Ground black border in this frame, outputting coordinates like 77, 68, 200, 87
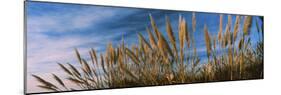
24, 1, 264, 95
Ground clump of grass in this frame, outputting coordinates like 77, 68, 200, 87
32, 13, 263, 92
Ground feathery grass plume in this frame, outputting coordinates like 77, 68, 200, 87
178, 16, 186, 63
238, 37, 244, 50
89, 50, 101, 82
149, 14, 161, 39
146, 27, 157, 49
185, 21, 191, 48
218, 14, 223, 42
100, 53, 108, 77
204, 24, 211, 60
243, 16, 252, 36
138, 33, 152, 50
75, 48, 82, 64
90, 48, 98, 66
157, 29, 174, 61
192, 12, 196, 32
156, 35, 165, 58
226, 15, 233, 46
140, 42, 148, 55
107, 43, 115, 64
117, 48, 124, 65
228, 15, 232, 28
179, 16, 184, 49
165, 16, 175, 43
233, 16, 241, 41
67, 63, 81, 77
225, 23, 231, 46
120, 63, 138, 80
131, 45, 138, 58
58, 63, 72, 76
90, 66, 99, 80
82, 59, 92, 76
89, 51, 96, 68
67, 77, 84, 84
213, 36, 217, 50
223, 20, 231, 48
32, 75, 59, 90
165, 16, 177, 53
52, 74, 67, 90
125, 48, 140, 65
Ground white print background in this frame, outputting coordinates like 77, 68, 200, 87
0, 0, 280, 95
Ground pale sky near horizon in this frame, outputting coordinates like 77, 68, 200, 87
26, 1, 263, 93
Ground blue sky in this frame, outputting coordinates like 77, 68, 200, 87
26, 1, 263, 93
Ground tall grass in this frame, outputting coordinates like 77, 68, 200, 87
32, 13, 263, 92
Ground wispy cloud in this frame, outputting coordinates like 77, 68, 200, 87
27, 7, 117, 33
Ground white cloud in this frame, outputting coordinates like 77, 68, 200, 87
26, 6, 123, 68
27, 7, 116, 33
